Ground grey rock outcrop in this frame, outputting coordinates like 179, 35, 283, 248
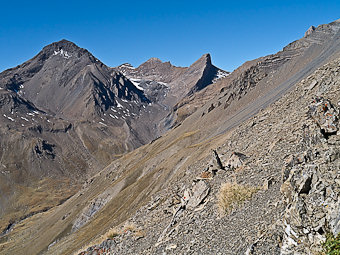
225, 152, 247, 169
185, 181, 210, 210
279, 64, 340, 255
304, 25, 316, 37
308, 97, 339, 136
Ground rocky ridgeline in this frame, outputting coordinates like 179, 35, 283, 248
78, 57, 340, 254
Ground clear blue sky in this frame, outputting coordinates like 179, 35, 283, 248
1, 0, 340, 72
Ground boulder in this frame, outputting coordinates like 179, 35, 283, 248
225, 152, 247, 169
185, 181, 210, 210
309, 97, 339, 138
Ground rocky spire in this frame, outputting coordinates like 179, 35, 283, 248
304, 25, 316, 37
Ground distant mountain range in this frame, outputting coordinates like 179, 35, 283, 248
0, 39, 228, 233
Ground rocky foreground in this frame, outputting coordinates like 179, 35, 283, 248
78, 56, 340, 255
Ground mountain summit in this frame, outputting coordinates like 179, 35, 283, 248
0, 40, 150, 120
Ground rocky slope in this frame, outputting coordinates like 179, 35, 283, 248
172, 18, 340, 129
0, 19, 339, 255
76, 48, 340, 255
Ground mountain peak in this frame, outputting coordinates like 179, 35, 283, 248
200, 53, 212, 65
40, 39, 93, 60
201, 53, 211, 59
146, 57, 162, 63
190, 53, 213, 69
118, 63, 134, 69
43, 39, 80, 52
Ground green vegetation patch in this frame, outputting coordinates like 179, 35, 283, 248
322, 233, 340, 255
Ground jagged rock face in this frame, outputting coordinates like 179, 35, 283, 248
0, 89, 37, 113
116, 53, 229, 132
308, 97, 339, 136
304, 25, 316, 37
116, 53, 228, 104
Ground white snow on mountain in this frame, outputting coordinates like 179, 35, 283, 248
212, 70, 229, 83
120, 63, 135, 69
129, 78, 144, 91
53, 49, 72, 59
116, 101, 123, 108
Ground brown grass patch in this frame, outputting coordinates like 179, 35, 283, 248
106, 227, 121, 239
200, 171, 213, 179
218, 182, 259, 214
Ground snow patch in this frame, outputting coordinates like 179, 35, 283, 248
116, 101, 123, 108
6, 116, 14, 121
213, 70, 229, 83
21, 117, 29, 122
53, 49, 72, 59
120, 64, 135, 69
99, 122, 107, 126
129, 78, 144, 91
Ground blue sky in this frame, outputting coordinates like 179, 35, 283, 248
0, 0, 340, 72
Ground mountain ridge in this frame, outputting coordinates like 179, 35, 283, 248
0, 39, 228, 236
